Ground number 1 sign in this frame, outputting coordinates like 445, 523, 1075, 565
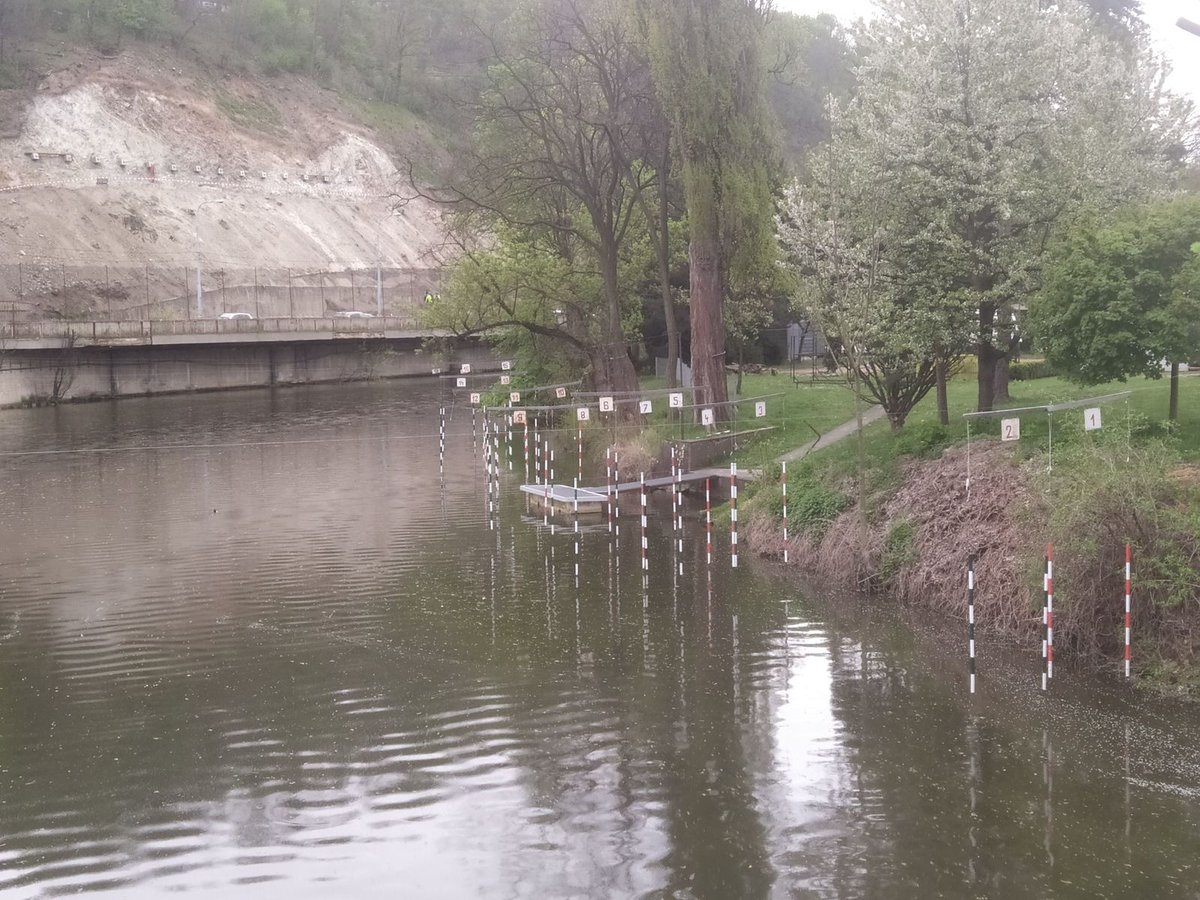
1084, 408, 1102, 431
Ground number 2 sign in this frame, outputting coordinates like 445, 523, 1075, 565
1001, 417, 1020, 442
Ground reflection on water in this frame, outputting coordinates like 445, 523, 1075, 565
2, 382, 1200, 897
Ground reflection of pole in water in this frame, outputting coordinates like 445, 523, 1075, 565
730, 462, 739, 568
573, 477, 580, 589
732, 613, 741, 705
705, 478, 713, 568
1043, 728, 1054, 869
490, 535, 497, 646
1124, 720, 1131, 849
967, 715, 980, 885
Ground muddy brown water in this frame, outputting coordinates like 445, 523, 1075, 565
2, 382, 1200, 898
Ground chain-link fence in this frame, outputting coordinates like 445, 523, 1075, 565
0, 264, 444, 322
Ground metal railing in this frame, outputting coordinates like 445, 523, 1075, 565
0, 316, 437, 342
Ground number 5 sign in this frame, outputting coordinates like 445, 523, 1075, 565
1001, 417, 1020, 442
668, 392, 683, 409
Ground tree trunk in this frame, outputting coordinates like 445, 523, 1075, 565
658, 141, 679, 390
993, 353, 1011, 404
598, 236, 640, 410
935, 358, 949, 426
689, 235, 728, 418
977, 303, 998, 412
1170, 361, 1180, 421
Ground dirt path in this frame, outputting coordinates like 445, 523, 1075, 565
776, 404, 888, 463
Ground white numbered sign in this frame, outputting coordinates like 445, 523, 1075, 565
1084, 407, 1102, 431
512, 410, 527, 425
509, 392, 521, 404
755, 401, 766, 418
460, 363, 472, 374
1001, 417, 1020, 442
577, 407, 590, 422
669, 392, 683, 409
500, 374, 511, 385
701, 408, 715, 426
469, 392, 481, 405
431, 367, 442, 375
501, 360, 512, 371
639, 400, 653, 415
599, 396, 614, 413
555, 387, 567, 399
456, 377, 467, 388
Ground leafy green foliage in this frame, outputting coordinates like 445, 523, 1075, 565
1032, 197, 1200, 387
879, 520, 917, 584
1009, 360, 1059, 381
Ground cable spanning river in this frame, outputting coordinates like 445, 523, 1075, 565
2, 381, 1200, 898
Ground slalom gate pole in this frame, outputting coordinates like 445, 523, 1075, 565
640, 472, 648, 574
1042, 553, 1048, 692
730, 462, 739, 568
577, 425, 583, 484
472, 407, 477, 452
968, 558, 976, 694
675, 448, 683, 576
573, 477, 580, 586
782, 461, 789, 564
1047, 544, 1055, 681
523, 420, 530, 482
535, 423, 542, 484
506, 408, 512, 472
438, 406, 445, 481
1125, 543, 1132, 679
606, 447, 614, 533
705, 477, 712, 568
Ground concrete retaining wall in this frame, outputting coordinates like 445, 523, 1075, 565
0, 338, 496, 407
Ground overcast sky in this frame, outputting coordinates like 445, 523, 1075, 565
775, 0, 1200, 105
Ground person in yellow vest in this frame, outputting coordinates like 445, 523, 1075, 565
424, 291, 435, 304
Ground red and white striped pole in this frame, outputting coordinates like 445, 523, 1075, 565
1042, 552, 1048, 691
577, 424, 583, 484
523, 419, 530, 481
782, 461, 789, 564
730, 462, 739, 568
1047, 544, 1055, 682
705, 477, 713, 567
1124, 543, 1132, 679
640, 472, 648, 573
573, 476, 580, 585
675, 447, 683, 575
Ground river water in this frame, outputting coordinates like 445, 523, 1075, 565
2, 382, 1200, 898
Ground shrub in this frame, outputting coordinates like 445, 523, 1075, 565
894, 423, 951, 459
880, 520, 917, 584
1010, 360, 1058, 381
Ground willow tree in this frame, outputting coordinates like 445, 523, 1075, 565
643, 0, 779, 417
842, 0, 1190, 413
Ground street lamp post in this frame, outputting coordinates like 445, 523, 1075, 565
194, 197, 226, 318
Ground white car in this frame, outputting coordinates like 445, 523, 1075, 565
334, 310, 374, 318
218, 312, 254, 320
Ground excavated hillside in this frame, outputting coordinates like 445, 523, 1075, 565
0, 46, 449, 319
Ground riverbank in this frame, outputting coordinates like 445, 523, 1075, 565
737, 373, 1200, 693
